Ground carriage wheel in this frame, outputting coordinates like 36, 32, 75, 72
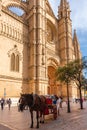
53, 105, 57, 120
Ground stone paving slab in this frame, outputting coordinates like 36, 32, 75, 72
0, 102, 87, 130
0, 123, 12, 130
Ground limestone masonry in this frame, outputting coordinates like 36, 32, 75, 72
0, 0, 81, 101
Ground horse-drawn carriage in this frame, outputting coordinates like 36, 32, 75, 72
18, 94, 57, 128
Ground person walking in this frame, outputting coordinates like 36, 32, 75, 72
7, 98, 12, 110
0, 98, 5, 110
56, 97, 61, 116
59, 96, 62, 108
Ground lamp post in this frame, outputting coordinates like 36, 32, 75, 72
65, 8, 71, 113
4, 88, 6, 98
66, 81, 70, 112
66, 74, 71, 113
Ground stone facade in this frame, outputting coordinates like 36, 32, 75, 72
0, 0, 81, 99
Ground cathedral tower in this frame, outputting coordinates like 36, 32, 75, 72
58, 0, 73, 65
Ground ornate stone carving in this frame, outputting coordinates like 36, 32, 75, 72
46, 1, 55, 17
47, 25, 53, 42
7, 45, 22, 60
2, 0, 28, 13
0, 20, 28, 43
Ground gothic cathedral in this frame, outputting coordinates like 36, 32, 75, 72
0, 0, 81, 101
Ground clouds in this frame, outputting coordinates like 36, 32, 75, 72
69, 0, 87, 30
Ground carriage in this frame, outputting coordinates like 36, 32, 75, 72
44, 95, 57, 120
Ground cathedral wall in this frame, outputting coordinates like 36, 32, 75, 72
1, 11, 25, 30
0, 10, 29, 77
0, 35, 23, 77
0, 78, 28, 105
0, 10, 29, 98
0, 79, 22, 98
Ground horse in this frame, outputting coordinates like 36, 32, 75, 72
18, 93, 47, 128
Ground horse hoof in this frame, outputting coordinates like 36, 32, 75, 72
42, 121, 44, 124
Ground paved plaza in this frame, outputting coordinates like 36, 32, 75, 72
0, 101, 87, 130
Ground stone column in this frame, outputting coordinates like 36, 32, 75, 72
27, 0, 48, 94
0, 1, 2, 34
35, 0, 48, 94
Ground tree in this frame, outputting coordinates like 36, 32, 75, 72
56, 58, 87, 110
55, 65, 72, 113
68, 59, 87, 109
81, 75, 87, 99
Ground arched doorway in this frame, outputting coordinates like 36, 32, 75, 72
47, 57, 62, 96
48, 66, 58, 95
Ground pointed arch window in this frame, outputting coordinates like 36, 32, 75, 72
16, 55, 19, 72
10, 53, 20, 72
11, 53, 15, 71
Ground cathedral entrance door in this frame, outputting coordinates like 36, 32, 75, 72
48, 66, 58, 95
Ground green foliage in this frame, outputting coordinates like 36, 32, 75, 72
55, 65, 73, 84
55, 58, 87, 89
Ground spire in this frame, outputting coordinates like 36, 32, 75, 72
0, 0, 2, 16
60, 0, 67, 7
58, 0, 71, 19
73, 29, 81, 59
73, 29, 79, 43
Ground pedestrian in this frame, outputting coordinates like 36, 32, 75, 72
18, 98, 21, 111
59, 96, 62, 108
56, 97, 61, 116
7, 98, 12, 110
0, 98, 5, 110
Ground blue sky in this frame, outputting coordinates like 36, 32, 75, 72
49, 0, 87, 58
9, 6, 25, 16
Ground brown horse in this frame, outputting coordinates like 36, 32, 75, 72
18, 93, 47, 128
